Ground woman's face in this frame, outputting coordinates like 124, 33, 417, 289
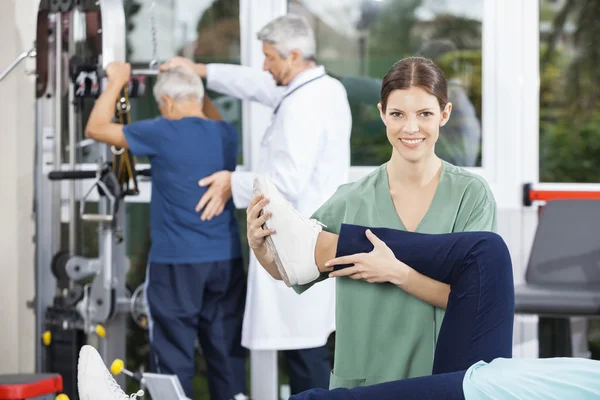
378, 86, 452, 164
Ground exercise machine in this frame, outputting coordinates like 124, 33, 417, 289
111, 359, 190, 400
35, 0, 154, 398
1, 0, 230, 397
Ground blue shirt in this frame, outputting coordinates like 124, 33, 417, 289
463, 357, 600, 399
123, 117, 241, 264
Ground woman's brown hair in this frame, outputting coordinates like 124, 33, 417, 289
380, 57, 448, 112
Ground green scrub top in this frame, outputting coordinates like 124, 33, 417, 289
294, 160, 497, 389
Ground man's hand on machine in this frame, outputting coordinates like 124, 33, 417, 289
84, 62, 131, 148
105, 62, 131, 87
160, 57, 207, 78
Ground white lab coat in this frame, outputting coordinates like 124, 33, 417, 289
206, 64, 351, 350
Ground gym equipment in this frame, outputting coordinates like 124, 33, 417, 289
110, 358, 190, 400
0, 0, 156, 398
516, 198, 600, 357
0, 0, 228, 398
522, 182, 600, 206
35, 0, 142, 395
70, 56, 161, 99
0, 48, 36, 82
0, 374, 64, 400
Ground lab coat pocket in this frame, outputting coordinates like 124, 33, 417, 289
329, 370, 366, 389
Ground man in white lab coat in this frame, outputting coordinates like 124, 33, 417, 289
161, 13, 351, 397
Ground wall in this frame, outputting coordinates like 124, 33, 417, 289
0, 0, 38, 373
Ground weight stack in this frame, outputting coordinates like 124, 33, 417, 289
43, 302, 86, 400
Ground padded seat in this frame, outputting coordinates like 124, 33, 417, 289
515, 200, 600, 317
0, 373, 62, 399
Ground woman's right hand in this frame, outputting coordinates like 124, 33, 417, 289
246, 194, 275, 253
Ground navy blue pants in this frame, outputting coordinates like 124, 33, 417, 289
283, 345, 331, 394
146, 258, 247, 400
291, 224, 515, 399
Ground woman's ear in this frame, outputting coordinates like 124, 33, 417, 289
377, 102, 387, 126
439, 102, 453, 127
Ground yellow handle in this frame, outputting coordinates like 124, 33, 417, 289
95, 324, 106, 338
42, 331, 52, 346
55, 394, 70, 400
110, 359, 124, 375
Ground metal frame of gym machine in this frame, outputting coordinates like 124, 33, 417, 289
0, 2, 222, 398
27, 0, 144, 397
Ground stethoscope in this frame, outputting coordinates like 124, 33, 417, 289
260, 73, 326, 146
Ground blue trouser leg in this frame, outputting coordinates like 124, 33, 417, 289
146, 259, 247, 400
197, 258, 248, 400
283, 344, 331, 394
335, 224, 515, 373
292, 224, 514, 399
146, 263, 199, 397
290, 370, 467, 400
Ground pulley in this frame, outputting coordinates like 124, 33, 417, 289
50, 250, 72, 287
129, 284, 148, 330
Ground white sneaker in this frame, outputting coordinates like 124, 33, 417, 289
253, 176, 323, 287
78, 345, 144, 400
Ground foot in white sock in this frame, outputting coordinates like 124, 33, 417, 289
78, 345, 144, 400
253, 176, 323, 286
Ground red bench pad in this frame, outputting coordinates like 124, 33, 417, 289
0, 374, 63, 399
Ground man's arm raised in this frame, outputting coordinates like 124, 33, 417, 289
161, 57, 283, 108
85, 62, 130, 148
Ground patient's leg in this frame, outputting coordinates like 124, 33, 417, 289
313, 224, 515, 373
290, 369, 467, 400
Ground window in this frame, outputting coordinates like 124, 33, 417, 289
539, 0, 600, 183
288, 0, 484, 167
78, 0, 243, 165
126, 0, 244, 164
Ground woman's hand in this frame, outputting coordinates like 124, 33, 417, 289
326, 229, 410, 285
246, 194, 275, 253
244, 195, 283, 281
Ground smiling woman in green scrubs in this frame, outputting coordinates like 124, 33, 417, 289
293, 56, 497, 389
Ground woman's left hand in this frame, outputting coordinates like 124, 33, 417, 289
326, 229, 409, 285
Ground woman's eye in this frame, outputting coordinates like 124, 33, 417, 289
421, 111, 433, 117
390, 112, 402, 118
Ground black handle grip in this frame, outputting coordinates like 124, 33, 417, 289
136, 168, 151, 177
47, 170, 97, 180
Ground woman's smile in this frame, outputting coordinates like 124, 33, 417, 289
399, 137, 426, 148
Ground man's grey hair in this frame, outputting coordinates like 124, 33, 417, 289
256, 14, 316, 60
153, 66, 204, 106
